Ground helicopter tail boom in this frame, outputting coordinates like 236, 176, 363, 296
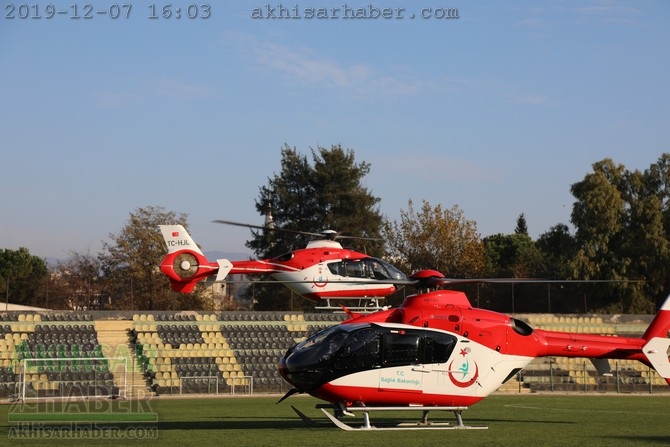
534, 295, 670, 385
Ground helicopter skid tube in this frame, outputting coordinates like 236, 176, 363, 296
301, 405, 487, 430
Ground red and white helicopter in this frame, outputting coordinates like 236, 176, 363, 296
278, 271, 670, 430
158, 222, 407, 308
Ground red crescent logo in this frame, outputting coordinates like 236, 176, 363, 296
448, 360, 479, 388
312, 276, 328, 288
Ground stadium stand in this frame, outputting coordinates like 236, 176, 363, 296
0, 314, 123, 399
0, 310, 666, 400
130, 311, 347, 395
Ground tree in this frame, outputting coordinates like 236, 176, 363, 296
625, 158, 670, 309
569, 158, 662, 313
0, 247, 48, 308
536, 224, 581, 312
249, 144, 383, 256
383, 199, 486, 277
47, 252, 104, 310
99, 205, 209, 310
484, 233, 543, 278
480, 232, 544, 312
482, 210, 552, 312
514, 213, 528, 236
246, 144, 384, 310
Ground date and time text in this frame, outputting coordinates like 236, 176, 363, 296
4, 3, 211, 20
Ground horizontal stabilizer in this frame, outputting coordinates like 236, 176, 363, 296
216, 259, 233, 282
643, 337, 670, 379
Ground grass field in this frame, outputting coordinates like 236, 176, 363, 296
0, 393, 668, 447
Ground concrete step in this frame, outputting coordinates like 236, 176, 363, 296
94, 320, 149, 398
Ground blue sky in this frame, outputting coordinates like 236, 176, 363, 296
1, 1, 668, 260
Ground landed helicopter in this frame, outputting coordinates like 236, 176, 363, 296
277, 270, 670, 430
158, 222, 407, 309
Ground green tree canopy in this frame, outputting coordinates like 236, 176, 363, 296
0, 247, 47, 307
484, 233, 544, 279
245, 144, 384, 310
568, 156, 670, 313
99, 205, 209, 310
383, 199, 486, 277
515, 213, 529, 236
248, 144, 383, 257
536, 223, 578, 280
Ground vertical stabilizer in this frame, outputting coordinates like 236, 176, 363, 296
159, 225, 204, 255
642, 295, 670, 383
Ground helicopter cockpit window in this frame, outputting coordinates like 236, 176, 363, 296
326, 258, 408, 280
381, 330, 456, 365
327, 325, 458, 374
421, 332, 457, 363
326, 261, 345, 276
382, 332, 421, 365
334, 328, 381, 371
290, 324, 356, 364
345, 260, 366, 278
367, 259, 389, 280
369, 258, 407, 280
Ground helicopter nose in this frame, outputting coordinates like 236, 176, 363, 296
278, 351, 325, 392
277, 357, 291, 383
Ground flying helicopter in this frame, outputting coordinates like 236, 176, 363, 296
277, 270, 670, 430
158, 221, 407, 309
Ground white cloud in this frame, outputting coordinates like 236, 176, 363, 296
229, 33, 550, 105
247, 39, 432, 97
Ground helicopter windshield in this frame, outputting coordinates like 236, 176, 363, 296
286, 324, 363, 368
279, 323, 459, 392
326, 258, 407, 280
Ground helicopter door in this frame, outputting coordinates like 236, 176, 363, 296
378, 331, 424, 392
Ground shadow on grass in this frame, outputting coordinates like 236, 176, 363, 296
607, 436, 670, 446
101, 418, 314, 431
119, 414, 576, 431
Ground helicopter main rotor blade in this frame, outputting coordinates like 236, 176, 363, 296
430, 278, 644, 285
334, 234, 384, 242
213, 219, 326, 238
213, 219, 382, 241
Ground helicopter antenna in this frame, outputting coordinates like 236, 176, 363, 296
264, 206, 274, 230
262, 192, 275, 230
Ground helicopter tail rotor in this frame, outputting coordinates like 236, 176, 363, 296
172, 252, 199, 279
158, 224, 230, 293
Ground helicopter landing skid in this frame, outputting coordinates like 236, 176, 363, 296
296, 405, 487, 431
